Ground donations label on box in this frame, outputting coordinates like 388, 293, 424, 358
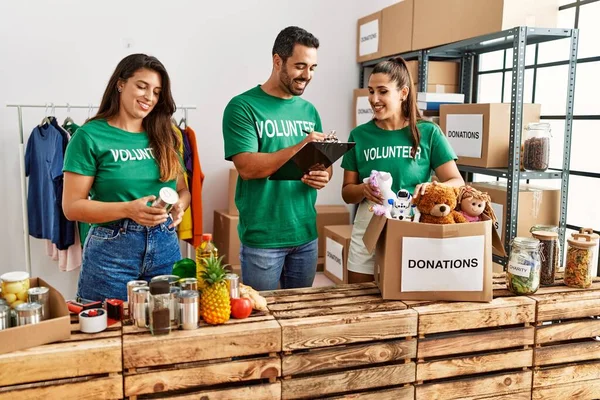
401, 235, 485, 292
446, 114, 484, 158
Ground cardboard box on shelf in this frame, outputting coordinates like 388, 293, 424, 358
228, 168, 238, 216
0, 278, 70, 355
353, 88, 372, 127
316, 205, 351, 258
323, 225, 353, 284
470, 182, 560, 255
213, 210, 240, 266
363, 216, 505, 302
440, 103, 541, 168
380, 0, 414, 57
412, 0, 559, 50
357, 11, 382, 62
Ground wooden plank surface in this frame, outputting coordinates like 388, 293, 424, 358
272, 301, 407, 319
531, 289, 600, 321
282, 339, 416, 376
415, 370, 532, 400
124, 356, 281, 397
267, 295, 388, 312
416, 349, 533, 381
267, 288, 382, 305
262, 282, 378, 299
532, 380, 600, 400
418, 326, 534, 358
535, 340, 600, 366
0, 374, 123, 400
123, 320, 281, 368
279, 309, 417, 351
0, 338, 122, 386
414, 297, 535, 335
535, 318, 600, 344
533, 361, 600, 388
156, 382, 282, 399
323, 385, 414, 400
281, 362, 415, 400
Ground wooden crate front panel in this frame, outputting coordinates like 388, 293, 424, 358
532, 361, 600, 400
123, 319, 281, 369
281, 362, 416, 400
148, 382, 281, 400
416, 349, 533, 381
282, 338, 416, 376
263, 282, 378, 299
323, 385, 414, 400
531, 287, 600, 322
0, 337, 122, 386
413, 297, 535, 335
124, 355, 281, 397
534, 340, 600, 367
415, 370, 532, 400
0, 374, 123, 400
279, 309, 417, 351
536, 318, 600, 344
418, 326, 534, 358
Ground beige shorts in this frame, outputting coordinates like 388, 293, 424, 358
347, 201, 376, 275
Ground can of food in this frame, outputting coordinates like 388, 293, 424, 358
27, 287, 50, 320
126, 280, 147, 321
225, 273, 240, 299
151, 275, 181, 287
131, 286, 150, 328
152, 187, 179, 212
178, 290, 199, 330
0, 304, 10, 330
15, 302, 42, 326
179, 278, 198, 292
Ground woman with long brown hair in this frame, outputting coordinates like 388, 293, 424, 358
341, 56, 464, 283
62, 54, 189, 301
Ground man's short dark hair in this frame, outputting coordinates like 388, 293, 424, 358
272, 26, 319, 63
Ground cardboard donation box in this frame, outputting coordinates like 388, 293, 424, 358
213, 210, 240, 266
407, 60, 460, 93
323, 225, 353, 284
316, 206, 351, 258
228, 168, 238, 216
380, 0, 414, 57
0, 278, 70, 355
357, 11, 382, 62
353, 88, 372, 127
363, 216, 505, 302
440, 103, 541, 168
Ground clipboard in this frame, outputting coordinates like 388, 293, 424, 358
269, 142, 356, 180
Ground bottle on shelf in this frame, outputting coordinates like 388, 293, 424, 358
196, 234, 218, 289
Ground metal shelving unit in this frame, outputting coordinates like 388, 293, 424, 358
358, 27, 579, 267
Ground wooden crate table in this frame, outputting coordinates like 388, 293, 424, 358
122, 310, 281, 399
264, 283, 417, 400
0, 313, 123, 400
529, 281, 600, 400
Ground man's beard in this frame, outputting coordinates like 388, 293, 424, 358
280, 67, 309, 96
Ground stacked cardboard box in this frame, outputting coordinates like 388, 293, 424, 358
323, 225, 353, 284
316, 205, 351, 258
213, 209, 240, 268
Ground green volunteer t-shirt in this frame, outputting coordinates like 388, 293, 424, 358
63, 119, 176, 212
223, 85, 322, 248
341, 120, 457, 195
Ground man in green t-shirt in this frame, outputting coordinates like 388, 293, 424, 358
222, 26, 331, 291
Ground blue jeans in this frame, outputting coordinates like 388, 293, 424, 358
77, 218, 181, 301
240, 239, 318, 291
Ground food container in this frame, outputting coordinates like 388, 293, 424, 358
149, 281, 171, 336
530, 224, 562, 272
131, 286, 150, 328
27, 286, 50, 320
523, 122, 551, 172
1, 271, 30, 308
577, 228, 599, 277
507, 237, 541, 295
178, 290, 199, 330
15, 302, 42, 326
127, 280, 147, 321
179, 278, 198, 292
531, 231, 559, 285
565, 234, 595, 289
152, 187, 179, 212
225, 273, 240, 299
0, 304, 10, 330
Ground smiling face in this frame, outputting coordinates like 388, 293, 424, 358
117, 68, 162, 121
277, 44, 317, 96
461, 197, 486, 217
368, 72, 409, 121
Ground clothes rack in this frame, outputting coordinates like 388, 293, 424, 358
6, 103, 197, 275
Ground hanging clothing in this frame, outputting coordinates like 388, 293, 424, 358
183, 126, 205, 247
173, 126, 193, 241
45, 224, 82, 272
25, 119, 75, 249
182, 127, 193, 175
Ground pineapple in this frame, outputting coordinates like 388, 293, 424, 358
200, 254, 231, 325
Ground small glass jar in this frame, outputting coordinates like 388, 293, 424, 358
149, 281, 171, 336
523, 122, 551, 172
564, 234, 595, 289
530, 225, 562, 271
507, 237, 541, 295
0, 271, 30, 308
578, 228, 599, 278
532, 231, 559, 285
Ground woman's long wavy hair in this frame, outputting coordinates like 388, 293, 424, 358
372, 56, 423, 159
91, 53, 181, 181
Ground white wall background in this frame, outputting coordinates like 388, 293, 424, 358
0, 0, 398, 298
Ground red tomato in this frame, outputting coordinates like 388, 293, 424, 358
230, 297, 252, 319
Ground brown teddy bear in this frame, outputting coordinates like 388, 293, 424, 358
413, 182, 467, 224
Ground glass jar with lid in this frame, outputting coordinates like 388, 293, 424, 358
507, 237, 541, 295
577, 228, 599, 278
531, 230, 559, 285
523, 123, 551, 172
0, 271, 30, 308
564, 234, 595, 289
530, 224, 562, 272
